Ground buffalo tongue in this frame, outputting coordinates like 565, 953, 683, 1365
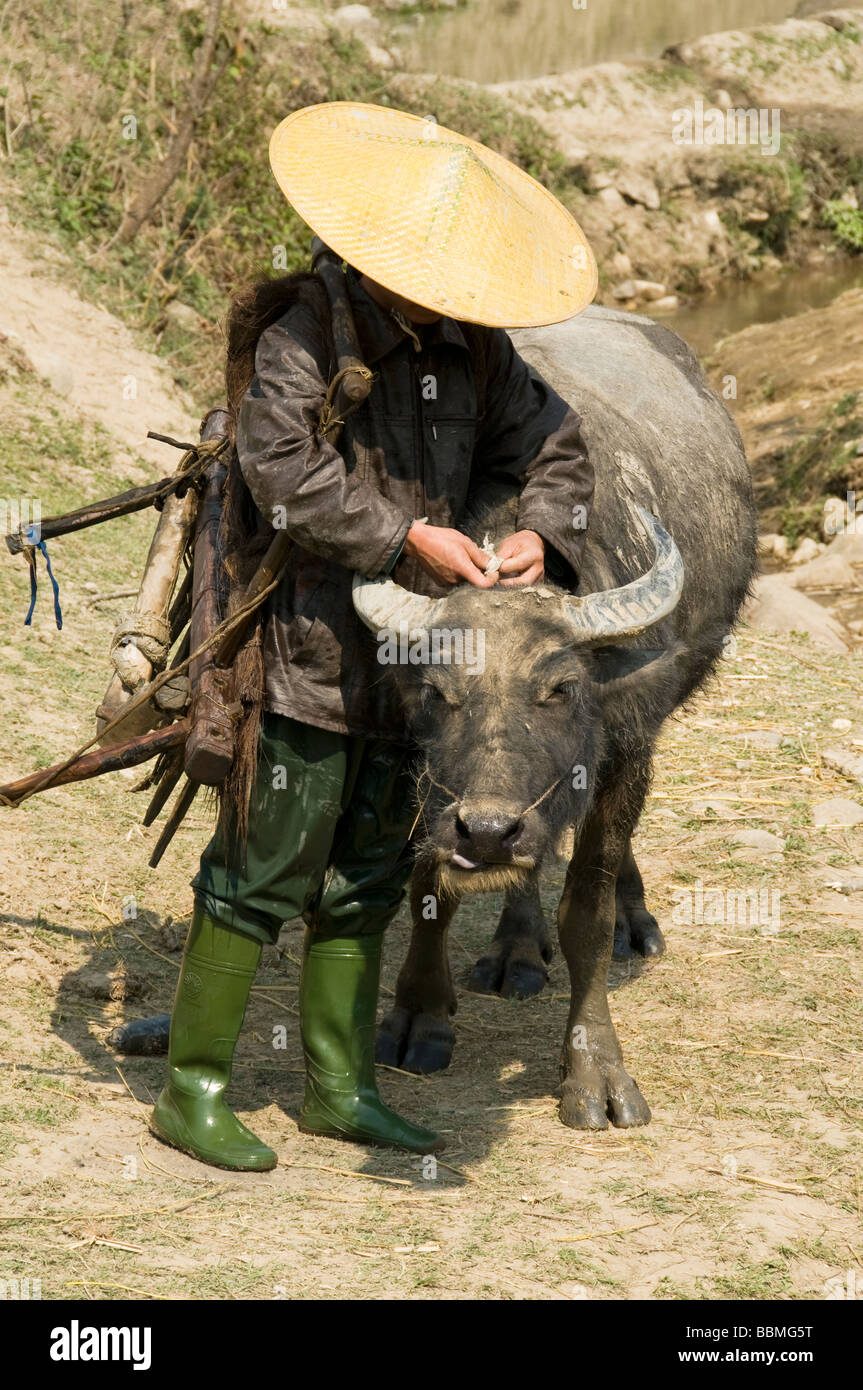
451, 852, 481, 870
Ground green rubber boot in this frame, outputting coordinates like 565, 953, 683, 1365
299, 932, 444, 1154
149, 908, 277, 1171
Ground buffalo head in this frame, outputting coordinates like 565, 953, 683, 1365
353, 506, 684, 896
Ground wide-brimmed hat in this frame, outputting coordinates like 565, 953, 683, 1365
268, 102, 597, 328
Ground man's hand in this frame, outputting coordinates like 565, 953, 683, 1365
403, 522, 498, 588
496, 530, 545, 587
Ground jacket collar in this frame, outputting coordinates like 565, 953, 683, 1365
345, 265, 469, 363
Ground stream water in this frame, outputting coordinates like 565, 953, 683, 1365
652, 255, 863, 358
406, 0, 800, 85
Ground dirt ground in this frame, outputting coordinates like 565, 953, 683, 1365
1, 348, 862, 1300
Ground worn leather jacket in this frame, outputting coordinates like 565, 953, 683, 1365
235, 267, 594, 742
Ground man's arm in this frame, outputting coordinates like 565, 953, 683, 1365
236, 305, 411, 578
471, 329, 595, 587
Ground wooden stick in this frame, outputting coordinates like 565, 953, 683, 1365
0, 721, 189, 808
148, 777, 200, 868
142, 750, 185, 826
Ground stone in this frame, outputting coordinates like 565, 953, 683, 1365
758, 532, 790, 561
612, 279, 636, 300
631, 279, 667, 301
597, 186, 627, 212
651, 295, 679, 312
610, 251, 632, 277
614, 169, 661, 211
743, 575, 850, 653
332, 4, 380, 42
790, 536, 823, 566
812, 797, 863, 828
687, 798, 737, 820
164, 300, 202, 330
822, 495, 849, 539
785, 551, 857, 591
828, 530, 863, 564
733, 828, 785, 854
821, 744, 863, 785
737, 730, 783, 750
831, 717, 853, 732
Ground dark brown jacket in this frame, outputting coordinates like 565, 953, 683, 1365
236, 268, 594, 742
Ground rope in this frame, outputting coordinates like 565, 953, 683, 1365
317, 362, 374, 441
110, 612, 173, 682
417, 766, 568, 821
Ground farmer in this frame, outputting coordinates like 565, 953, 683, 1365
149, 102, 597, 1171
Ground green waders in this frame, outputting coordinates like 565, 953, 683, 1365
150, 713, 442, 1168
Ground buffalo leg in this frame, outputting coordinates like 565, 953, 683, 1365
613, 837, 665, 960
376, 859, 460, 1075
557, 791, 651, 1130
468, 875, 552, 998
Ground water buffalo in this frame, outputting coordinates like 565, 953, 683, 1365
353, 304, 758, 1130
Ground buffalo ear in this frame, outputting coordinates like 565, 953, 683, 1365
589, 642, 685, 708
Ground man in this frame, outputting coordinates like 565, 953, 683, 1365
149, 102, 597, 1171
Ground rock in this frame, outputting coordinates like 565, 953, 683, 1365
822, 495, 849, 539
743, 575, 850, 652
758, 532, 790, 561
714, 90, 733, 107
790, 536, 823, 566
827, 530, 863, 564
264, 4, 328, 38
164, 300, 203, 331
737, 730, 783, 750
611, 278, 666, 303
612, 279, 637, 300
702, 208, 724, 235
821, 744, 863, 785
610, 251, 632, 277
597, 186, 627, 213
733, 828, 786, 854
632, 279, 667, 301
614, 169, 661, 211
365, 43, 394, 68
822, 865, 863, 894
831, 717, 853, 732
651, 295, 679, 312
812, 797, 863, 828
785, 551, 857, 591
687, 798, 736, 819
332, 4, 380, 42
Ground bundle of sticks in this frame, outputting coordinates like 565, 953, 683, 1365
0, 242, 371, 867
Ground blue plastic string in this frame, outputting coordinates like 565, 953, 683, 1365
23, 525, 63, 630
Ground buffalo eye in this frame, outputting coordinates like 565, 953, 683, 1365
537, 680, 575, 705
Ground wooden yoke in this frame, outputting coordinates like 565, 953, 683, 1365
183, 408, 234, 785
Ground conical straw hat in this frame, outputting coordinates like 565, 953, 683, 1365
269, 102, 597, 329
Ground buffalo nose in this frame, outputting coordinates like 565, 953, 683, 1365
455, 806, 524, 859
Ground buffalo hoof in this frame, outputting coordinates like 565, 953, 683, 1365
376, 1007, 456, 1074
468, 938, 550, 999
613, 902, 665, 961
559, 1060, 651, 1130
